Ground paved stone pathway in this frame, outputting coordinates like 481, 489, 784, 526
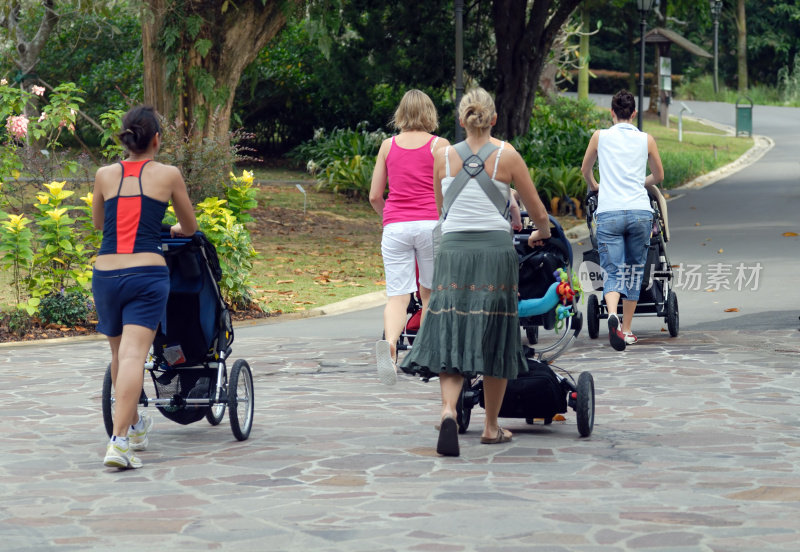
1, 326, 798, 551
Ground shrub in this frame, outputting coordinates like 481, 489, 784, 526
512, 95, 609, 174
778, 53, 800, 106
5, 309, 33, 336
290, 124, 387, 199
135, 113, 259, 204
38, 290, 92, 326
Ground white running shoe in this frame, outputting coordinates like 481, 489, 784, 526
624, 332, 639, 345
129, 412, 153, 451
103, 439, 142, 469
376, 339, 397, 386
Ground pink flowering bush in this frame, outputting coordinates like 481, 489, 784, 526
1, 80, 85, 209
6, 115, 29, 139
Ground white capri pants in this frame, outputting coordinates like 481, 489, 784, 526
381, 220, 437, 297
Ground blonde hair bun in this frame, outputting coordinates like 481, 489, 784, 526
458, 88, 495, 134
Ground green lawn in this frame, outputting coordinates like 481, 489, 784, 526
643, 119, 753, 189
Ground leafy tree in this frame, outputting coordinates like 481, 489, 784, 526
1, 0, 60, 87
492, 0, 583, 139
745, 0, 800, 88
1, 1, 130, 84
141, 0, 302, 144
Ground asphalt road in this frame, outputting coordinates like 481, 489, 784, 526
568, 94, 800, 336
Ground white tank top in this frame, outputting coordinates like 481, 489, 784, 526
596, 123, 653, 214
440, 142, 511, 233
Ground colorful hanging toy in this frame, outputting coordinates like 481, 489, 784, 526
552, 268, 583, 330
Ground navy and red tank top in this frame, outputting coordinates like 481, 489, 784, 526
98, 160, 169, 255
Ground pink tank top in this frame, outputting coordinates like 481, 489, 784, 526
382, 136, 439, 225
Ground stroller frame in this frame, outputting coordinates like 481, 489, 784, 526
101, 232, 254, 442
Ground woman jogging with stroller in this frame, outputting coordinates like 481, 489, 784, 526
400, 88, 550, 456
92, 105, 198, 469
580, 90, 664, 351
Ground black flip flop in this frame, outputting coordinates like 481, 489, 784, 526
436, 416, 460, 457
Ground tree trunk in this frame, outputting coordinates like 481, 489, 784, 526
736, 0, 748, 92
493, 0, 582, 140
3, 0, 59, 78
577, 1, 589, 100
141, 0, 298, 143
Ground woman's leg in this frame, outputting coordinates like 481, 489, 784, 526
418, 285, 431, 325
111, 324, 156, 437
620, 211, 654, 335
605, 291, 621, 318
383, 294, 410, 361
621, 299, 637, 334
481, 375, 511, 441
439, 372, 462, 420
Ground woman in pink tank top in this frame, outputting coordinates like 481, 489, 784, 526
369, 90, 450, 385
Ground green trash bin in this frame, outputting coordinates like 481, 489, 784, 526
736, 96, 753, 137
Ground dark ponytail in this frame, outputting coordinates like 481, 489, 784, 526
118, 105, 161, 154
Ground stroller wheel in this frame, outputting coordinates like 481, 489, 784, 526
576, 372, 595, 438
456, 378, 473, 434
102, 364, 115, 438
587, 294, 600, 339
228, 359, 254, 441
666, 291, 679, 337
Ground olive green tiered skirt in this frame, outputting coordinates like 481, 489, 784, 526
400, 230, 527, 380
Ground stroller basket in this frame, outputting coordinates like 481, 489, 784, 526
152, 368, 217, 425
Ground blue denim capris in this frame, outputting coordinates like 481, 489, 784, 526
92, 265, 170, 337
596, 210, 653, 302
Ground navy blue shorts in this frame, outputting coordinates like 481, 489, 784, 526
92, 265, 170, 337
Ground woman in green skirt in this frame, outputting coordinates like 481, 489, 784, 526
400, 88, 551, 456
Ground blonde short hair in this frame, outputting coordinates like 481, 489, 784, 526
458, 87, 496, 134
391, 89, 438, 132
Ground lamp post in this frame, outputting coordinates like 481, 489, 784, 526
636, 0, 656, 131
454, 0, 465, 142
709, 0, 723, 94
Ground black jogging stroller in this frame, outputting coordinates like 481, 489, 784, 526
452, 215, 596, 438
582, 185, 679, 339
101, 232, 254, 441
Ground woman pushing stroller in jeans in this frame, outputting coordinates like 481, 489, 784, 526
580, 90, 664, 351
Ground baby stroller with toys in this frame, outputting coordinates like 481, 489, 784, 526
101, 232, 254, 442
451, 215, 596, 438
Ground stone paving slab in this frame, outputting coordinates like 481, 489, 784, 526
1, 328, 799, 551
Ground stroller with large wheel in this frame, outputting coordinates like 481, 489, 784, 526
453, 216, 596, 438
582, 186, 679, 339
101, 232, 254, 441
